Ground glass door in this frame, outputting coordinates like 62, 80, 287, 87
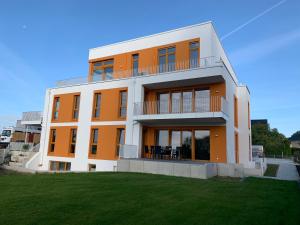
194, 130, 210, 160
181, 131, 192, 159
158, 93, 169, 114
195, 90, 210, 112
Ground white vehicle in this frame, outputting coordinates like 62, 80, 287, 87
0, 127, 13, 144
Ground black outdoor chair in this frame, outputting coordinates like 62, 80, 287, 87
155, 146, 162, 159
150, 146, 155, 159
144, 146, 149, 158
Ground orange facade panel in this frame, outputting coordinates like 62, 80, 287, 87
88, 38, 200, 80
47, 126, 77, 158
51, 92, 80, 123
88, 125, 126, 160
92, 87, 128, 121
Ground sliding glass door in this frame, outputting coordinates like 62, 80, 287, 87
181, 131, 192, 159
195, 90, 210, 112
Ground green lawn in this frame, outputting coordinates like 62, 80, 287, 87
264, 164, 279, 177
0, 171, 299, 225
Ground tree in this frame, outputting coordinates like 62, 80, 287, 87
290, 131, 300, 141
252, 123, 291, 156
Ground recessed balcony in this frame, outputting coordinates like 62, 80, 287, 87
133, 95, 229, 125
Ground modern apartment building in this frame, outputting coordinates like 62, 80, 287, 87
37, 21, 252, 172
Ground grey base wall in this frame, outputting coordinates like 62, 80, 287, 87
117, 159, 263, 179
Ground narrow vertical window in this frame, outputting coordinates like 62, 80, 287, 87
93, 93, 101, 118
53, 97, 60, 120
158, 47, 176, 73
69, 128, 77, 154
116, 128, 125, 156
132, 54, 139, 76
234, 96, 238, 128
189, 41, 199, 68
119, 91, 127, 118
49, 129, 56, 152
90, 128, 98, 155
72, 95, 80, 120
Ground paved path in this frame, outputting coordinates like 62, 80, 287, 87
266, 158, 299, 181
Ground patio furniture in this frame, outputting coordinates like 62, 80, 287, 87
144, 146, 149, 158
150, 146, 155, 159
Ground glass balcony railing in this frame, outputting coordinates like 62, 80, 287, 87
56, 56, 223, 87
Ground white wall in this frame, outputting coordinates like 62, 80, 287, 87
237, 86, 252, 167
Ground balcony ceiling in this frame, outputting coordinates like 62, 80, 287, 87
143, 75, 224, 90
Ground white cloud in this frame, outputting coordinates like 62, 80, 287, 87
228, 29, 300, 66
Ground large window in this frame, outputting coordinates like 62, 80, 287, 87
90, 128, 98, 155
181, 131, 192, 159
195, 90, 210, 112
157, 130, 169, 147
116, 128, 125, 156
49, 129, 56, 152
72, 95, 80, 120
92, 93, 101, 119
194, 130, 210, 160
92, 59, 114, 81
50, 161, 71, 171
158, 93, 169, 114
182, 91, 193, 113
119, 91, 127, 118
69, 128, 77, 154
158, 47, 176, 73
171, 92, 181, 113
132, 54, 139, 76
189, 41, 199, 68
52, 97, 60, 120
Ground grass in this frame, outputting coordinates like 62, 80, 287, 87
0, 171, 299, 225
264, 164, 279, 177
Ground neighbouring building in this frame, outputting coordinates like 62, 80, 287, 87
37, 22, 252, 172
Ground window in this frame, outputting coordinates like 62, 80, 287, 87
194, 130, 210, 160
158, 47, 176, 73
158, 93, 169, 114
234, 95, 238, 127
132, 54, 139, 76
89, 164, 96, 172
116, 128, 125, 156
92, 59, 114, 81
157, 130, 169, 147
52, 97, 60, 120
69, 128, 77, 154
49, 129, 56, 152
182, 91, 193, 113
195, 90, 210, 112
171, 92, 181, 113
72, 95, 80, 120
119, 91, 127, 117
189, 41, 199, 68
50, 161, 71, 171
90, 128, 98, 155
93, 93, 101, 118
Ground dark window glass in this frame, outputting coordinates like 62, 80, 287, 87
73, 95, 80, 120
182, 131, 192, 159
194, 130, 210, 160
132, 54, 139, 76
120, 91, 127, 117
90, 128, 98, 155
93, 93, 101, 118
116, 128, 125, 156
53, 97, 60, 120
69, 129, 77, 154
190, 41, 199, 68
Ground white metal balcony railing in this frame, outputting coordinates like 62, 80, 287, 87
134, 96, 229, 116
56, 56, 223, 87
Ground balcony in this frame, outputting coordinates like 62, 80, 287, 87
56, 56, 224, 87
133, 96, 229, 125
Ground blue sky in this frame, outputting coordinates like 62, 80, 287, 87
0, 0, 299, 137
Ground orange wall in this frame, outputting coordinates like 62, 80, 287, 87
92, 87, 127, 121
52, 93, 80, 123
48, 126, 77, 158
88, 38, 200, 80
89, 125, 126, 160
142, 126, 227, 163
